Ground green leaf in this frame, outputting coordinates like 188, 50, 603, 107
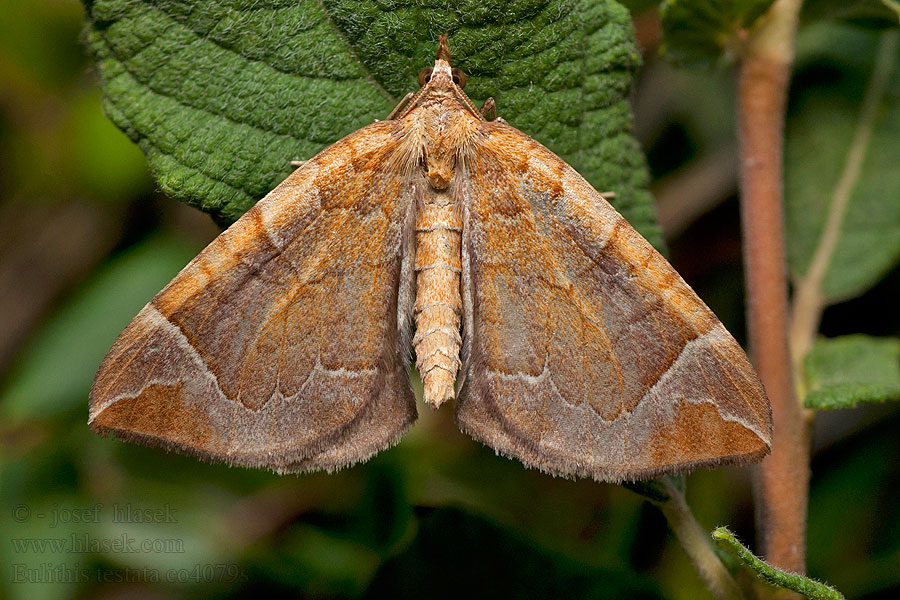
0, 235, 199, 422
81, 0, 662, 249
803, 335, 900, 409
660, 0, 776, 66
786, 25, 900, 303
712, 527, 846, 599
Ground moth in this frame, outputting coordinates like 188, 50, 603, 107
90, 36, 772, 482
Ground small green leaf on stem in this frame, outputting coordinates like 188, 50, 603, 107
803, 335, 900, 410
712, 527, 845, 599
660, 0, 776, 66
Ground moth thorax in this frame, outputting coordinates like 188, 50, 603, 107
424, 145, 455, 190
413, 189, 463, 407
427, 166, 452, 190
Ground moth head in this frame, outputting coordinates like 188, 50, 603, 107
417, 34, 467, 90
417, 65, 467, 89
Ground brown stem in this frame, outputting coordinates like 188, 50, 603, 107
734, 0, 808, 576
656, 479, 746, 600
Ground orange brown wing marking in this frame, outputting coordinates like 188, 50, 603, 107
90, 121, 418, 474
455, 123, 771, 483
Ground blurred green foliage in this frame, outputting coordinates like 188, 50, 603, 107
786, 25, 900, 302
0, 0, 149, 204
2, 236, 200, 422
660, 0, 776, 65
1, 1, 899, 599
800, 0, 900, 28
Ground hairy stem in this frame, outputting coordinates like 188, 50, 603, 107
788, 30, 900, 400
656, 479, 745, 600
735, 0, 808, 576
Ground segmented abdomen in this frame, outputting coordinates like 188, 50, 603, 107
413, 190, 462, 407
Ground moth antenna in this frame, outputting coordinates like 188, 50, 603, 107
437, 34, 452, 64
387, 91, 416, 120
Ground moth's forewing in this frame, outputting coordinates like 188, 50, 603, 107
455, 123, 771, 483
89, 121, 418, 473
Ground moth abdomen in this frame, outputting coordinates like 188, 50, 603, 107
413, 190, 463, 407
